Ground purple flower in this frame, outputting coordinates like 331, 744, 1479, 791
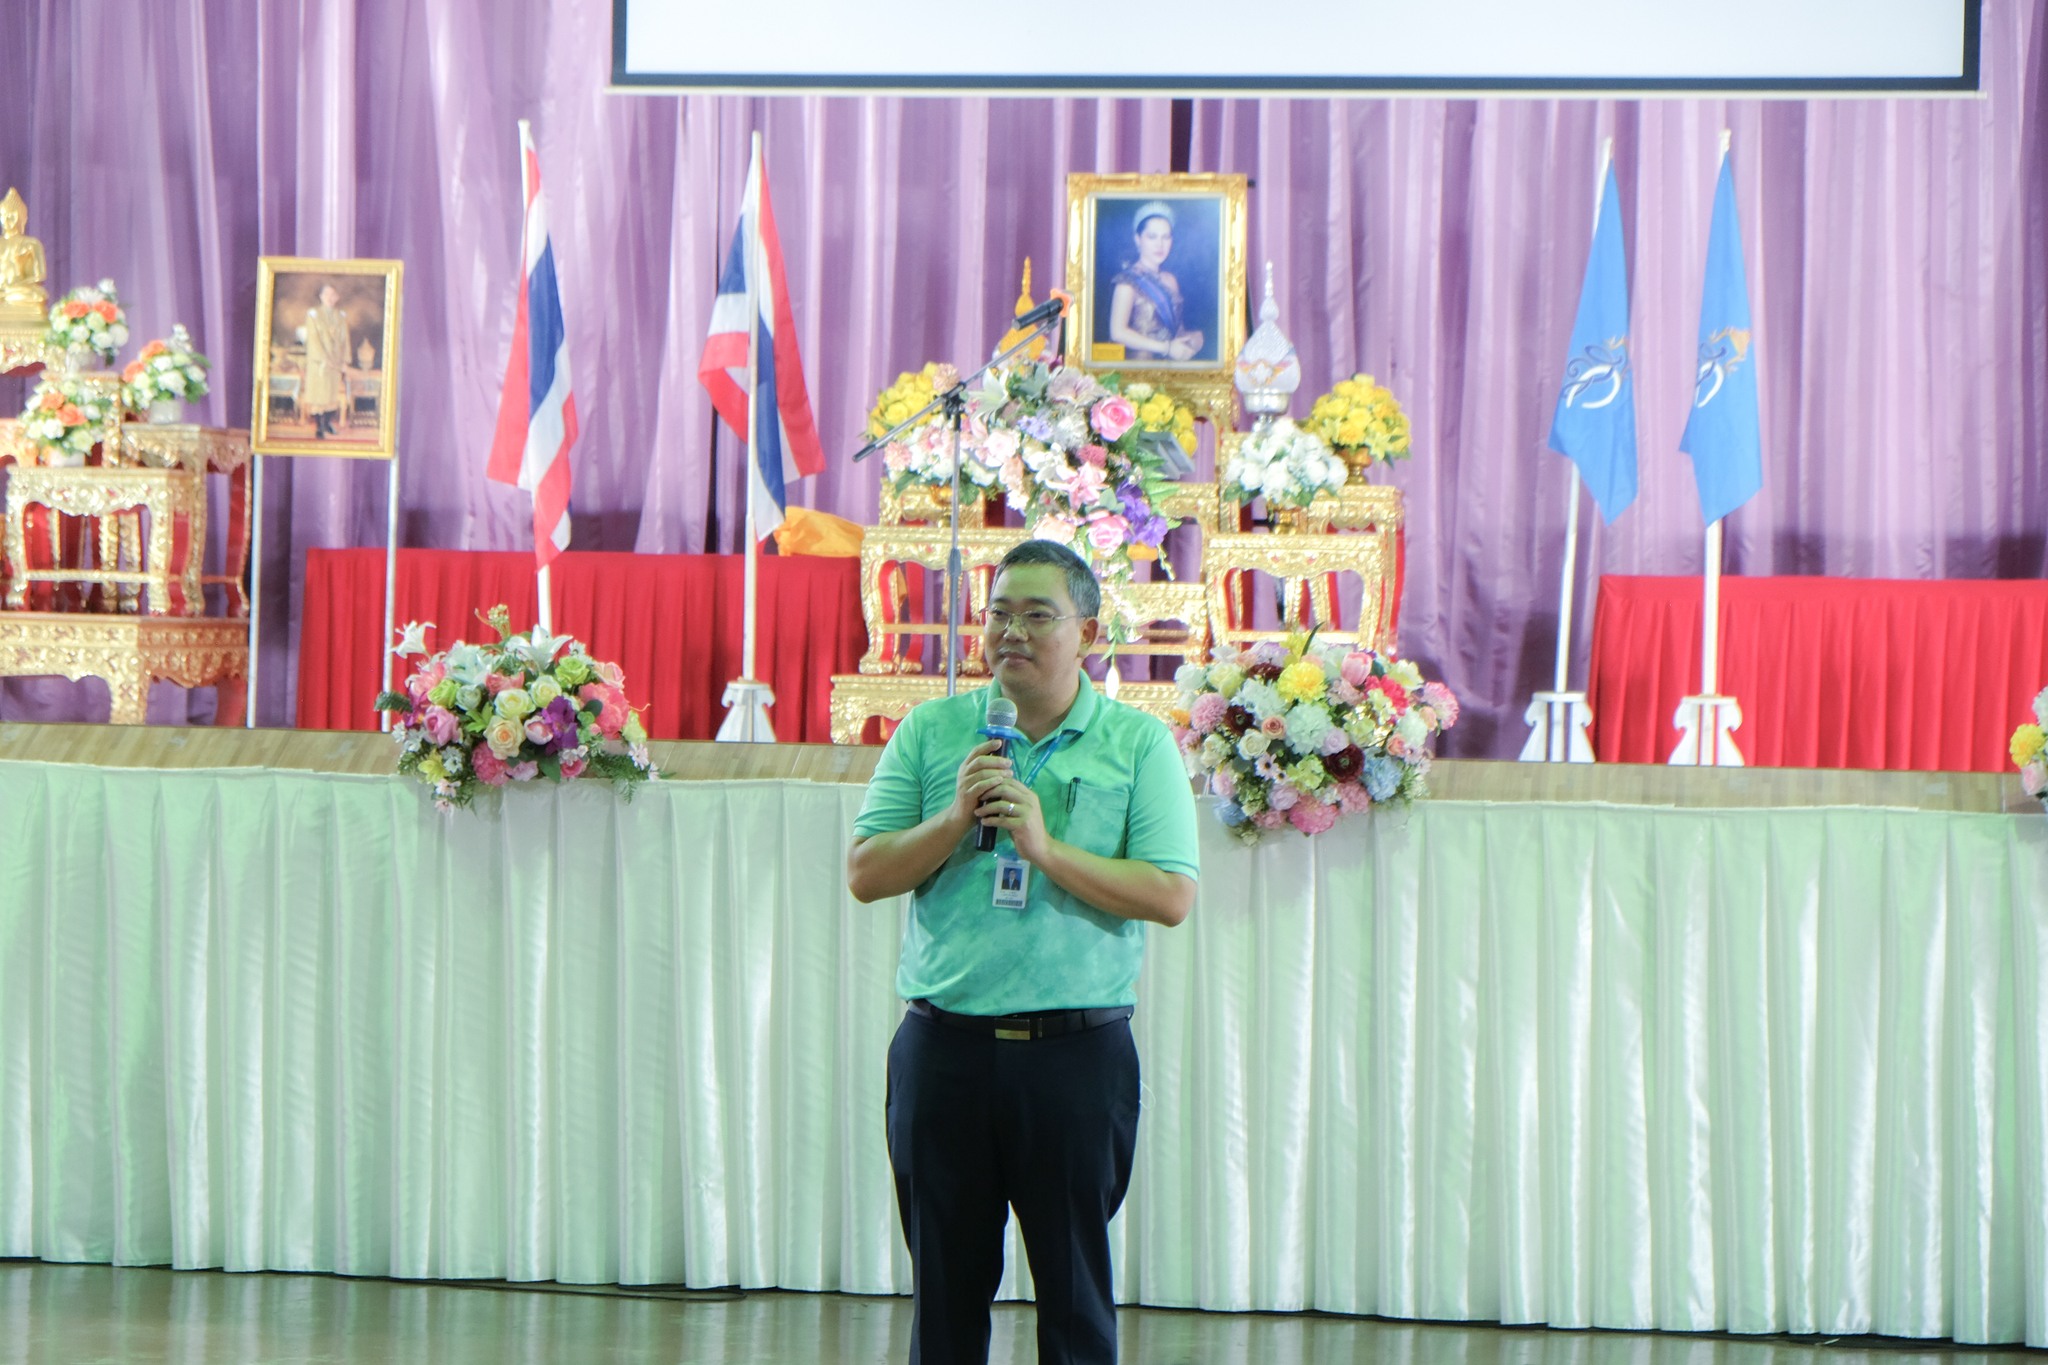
542, 695, 581, 752
1018, 415, 1056, 444
1117, 483, 1170, 547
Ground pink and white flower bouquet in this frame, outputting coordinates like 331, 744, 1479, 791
1171, 632, 1459, 843
121, 324, 211, 413
2012, 687, 2048, 807
873, 361, 1191, 586
374, 606, 656, 811
44, 279, 130, 362
18, 373, 118, 465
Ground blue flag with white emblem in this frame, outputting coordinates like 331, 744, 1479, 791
1548, 162, 1637, 523
1680, 154, 1763, 525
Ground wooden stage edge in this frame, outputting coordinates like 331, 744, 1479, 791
1, 721, 2036, 814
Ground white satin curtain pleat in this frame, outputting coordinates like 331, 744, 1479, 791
2, 763, 2045, 1344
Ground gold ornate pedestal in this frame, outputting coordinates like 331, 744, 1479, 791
830, 462, 1405, 743
0, 613, 247, 724
0, 420, 254, 722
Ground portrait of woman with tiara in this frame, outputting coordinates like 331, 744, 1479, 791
1106, 199, 1208, 362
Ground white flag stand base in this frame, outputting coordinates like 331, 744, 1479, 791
1518, 691, 1596, 763
716, 678, 777, 743
1668, 694, 1744, 767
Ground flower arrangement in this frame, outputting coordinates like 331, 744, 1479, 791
1171, 633, 1459, 842
121, 324, 211, 414
44, 280, 130, 363
1307, 373, 1411, 469
1125, 381, 1198, 460
873, 361, 1188, 594
18, 373, 118, 465
968, 363, 1185, 579
374, 606, 656, 811
1223, 417, 1348, 510
867, 363, 949, 441
2012, 688, 2048, 806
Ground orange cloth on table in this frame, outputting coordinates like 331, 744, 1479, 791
772, 505, 864, 557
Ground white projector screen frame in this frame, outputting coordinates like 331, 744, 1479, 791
611, 0, 1979, 96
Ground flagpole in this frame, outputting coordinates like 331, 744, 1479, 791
1550, 136, 1611, 699
1699, 129, 1732, 765
515, 119, 554, 638
717, 132, 775, 742
1672, 127, 1743, 767
1522, 136, 1611, 763
742, 130, 761, 693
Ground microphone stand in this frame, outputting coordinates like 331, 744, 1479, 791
851, 310, 1065, 697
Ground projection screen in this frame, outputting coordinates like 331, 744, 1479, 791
612, 0, 1979, 96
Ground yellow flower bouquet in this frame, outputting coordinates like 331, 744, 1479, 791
1307, 373, 1412, 470
2013, 688, 2048, 806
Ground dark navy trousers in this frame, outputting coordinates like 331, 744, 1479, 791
885, 1009, 1141, 1365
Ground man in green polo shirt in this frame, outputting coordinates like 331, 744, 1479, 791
847, 540, 1199, 1365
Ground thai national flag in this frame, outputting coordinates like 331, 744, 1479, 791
487, 121, 578, 566
698, 142, 824, 540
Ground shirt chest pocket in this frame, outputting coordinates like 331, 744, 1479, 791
1060, 781, 1129, 859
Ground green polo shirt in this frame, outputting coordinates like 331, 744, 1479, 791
852, 675, 1200, 1015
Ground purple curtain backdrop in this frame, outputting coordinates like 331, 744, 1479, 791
1, 0, 2042, 756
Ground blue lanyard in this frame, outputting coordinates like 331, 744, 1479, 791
979, 723, 1073, 787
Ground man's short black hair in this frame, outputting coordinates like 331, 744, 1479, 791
993, 539, 1101, 619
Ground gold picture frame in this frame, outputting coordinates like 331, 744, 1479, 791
1064, 173, 1248, 423
250, 256, 403, 458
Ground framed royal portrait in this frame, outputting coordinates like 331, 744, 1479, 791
250, 257, 403, 458
1065, 173, 1248, 419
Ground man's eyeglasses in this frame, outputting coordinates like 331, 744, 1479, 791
984, 606, 1079, 634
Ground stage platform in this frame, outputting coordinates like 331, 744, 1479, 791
3, 727, 2045, 1345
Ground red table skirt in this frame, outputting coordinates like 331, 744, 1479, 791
298, 549, 866, 743
1587, 575, 2048, 772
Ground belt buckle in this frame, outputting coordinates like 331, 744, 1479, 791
994, 1023, 1032, 1041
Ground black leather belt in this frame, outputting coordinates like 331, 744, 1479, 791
908, 998, 1134, 1042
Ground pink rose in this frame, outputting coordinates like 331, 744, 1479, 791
1268, 781, 1300, 812
508, 761, 540, 782
487, 671, 521, 695
1261, 715, 1287, 738
1320, 727, 1352, 755
1090, 395, 1137, 441
1252, 808, 1288, 830
580, 681, 629, 738
1288, 802, 1338, 835
559, 755, 587, 781
421, 705, 458, 746
2025, 759, 2048, 798
596, 661, 625, 689
1189, 693, 1228, 734
1079, 442, 1109, 467
525, 717, 554, 746
1330, 679, 1364, 706
1340, 652, 1374, 688
1086, 514, 1129, 553
1209, 767, 1237, 799
471, 744, 510, 787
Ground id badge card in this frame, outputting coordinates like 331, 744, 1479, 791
992, 854, 1030, 910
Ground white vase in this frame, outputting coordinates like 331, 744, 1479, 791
147, 399, 182, 424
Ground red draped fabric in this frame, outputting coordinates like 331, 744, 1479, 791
1587, 576, 2048, 773
297, 549, 866, 742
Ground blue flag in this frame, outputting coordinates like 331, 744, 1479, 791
1680, 154, 1763, 525
1548, 163, 1638, 523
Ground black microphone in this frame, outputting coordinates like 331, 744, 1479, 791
976, 697, 1018, 853
1010, 296, 1066, 331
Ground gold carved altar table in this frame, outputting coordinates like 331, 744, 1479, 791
829, 470, 1403, 744
0, 419, 253, 723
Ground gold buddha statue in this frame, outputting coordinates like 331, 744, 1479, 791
1, 187, 50, 314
